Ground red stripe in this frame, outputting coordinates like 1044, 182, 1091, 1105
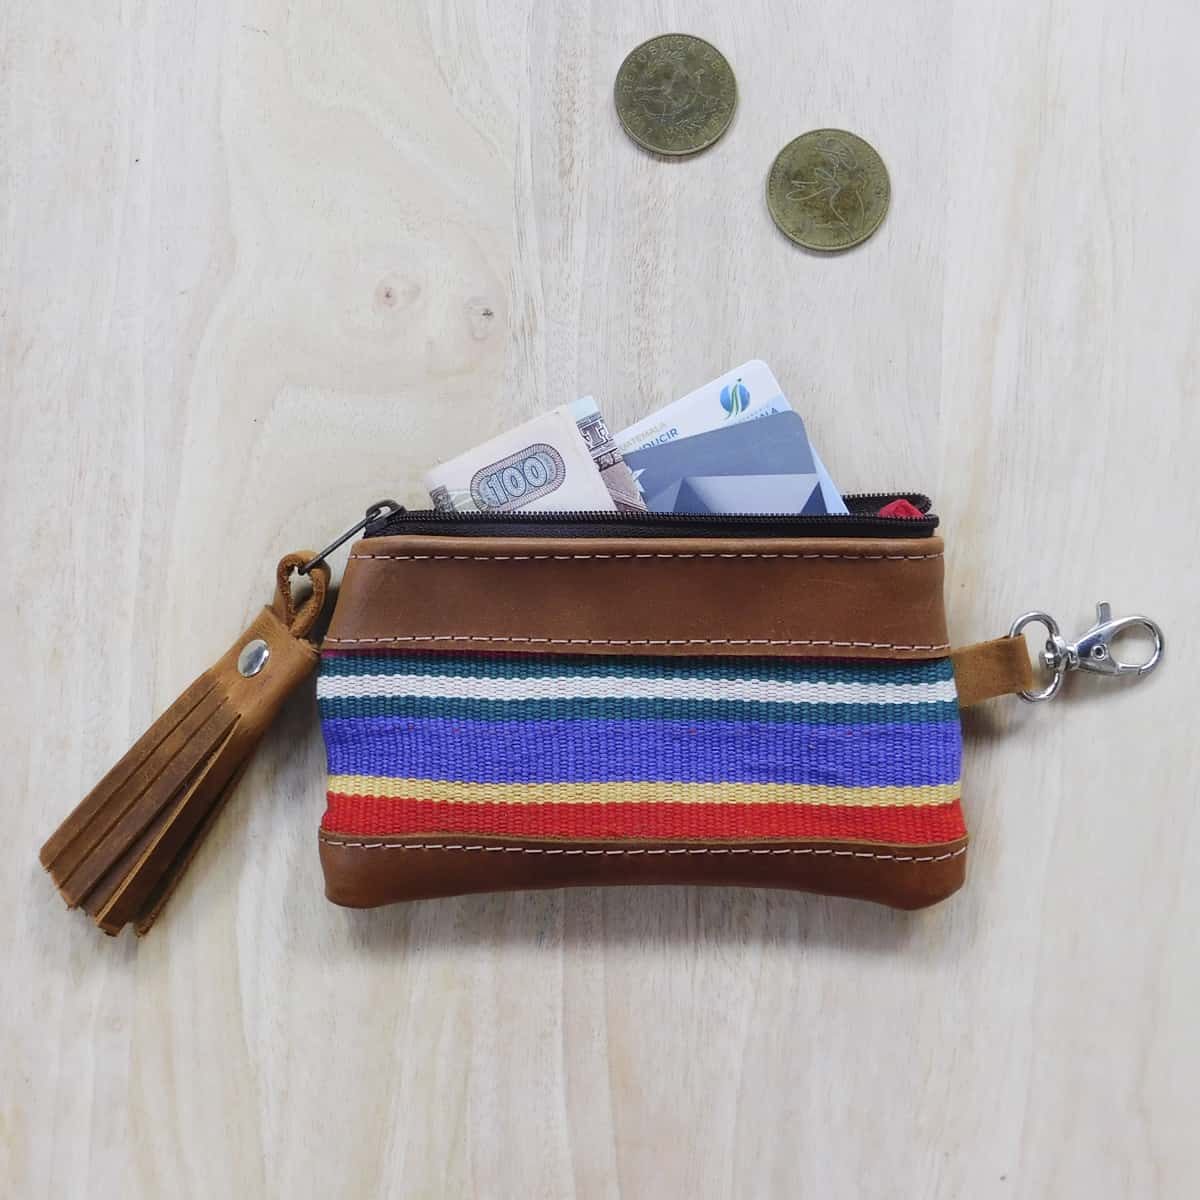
322, 794, 966, 844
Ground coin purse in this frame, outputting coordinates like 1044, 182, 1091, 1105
312, 496, 1025, 912
42, 495, 1161, 934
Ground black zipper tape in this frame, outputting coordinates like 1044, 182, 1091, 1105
365, 493, 937, 540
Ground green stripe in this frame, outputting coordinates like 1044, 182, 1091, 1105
320, 651, 954, 686
317, 695, 959, 726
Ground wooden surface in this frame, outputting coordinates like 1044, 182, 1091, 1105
3, 3, 1197, 1197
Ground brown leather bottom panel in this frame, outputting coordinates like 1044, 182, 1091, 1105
318, 834, 968, 911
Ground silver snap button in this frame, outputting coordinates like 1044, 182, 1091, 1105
237, 638, 270, 678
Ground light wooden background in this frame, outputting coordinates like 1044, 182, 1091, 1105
3, 2, 1197, 1197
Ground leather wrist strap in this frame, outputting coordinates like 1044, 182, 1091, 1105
39, 554, 329, 936
951, 635, 1035, 707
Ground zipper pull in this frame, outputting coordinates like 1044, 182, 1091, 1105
39, 553, 331, 936
299, 499, 402, 575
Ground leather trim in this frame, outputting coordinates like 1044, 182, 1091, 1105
324, 534, 949, 660
319, 833, 968, 911
952, 635, 1034, 706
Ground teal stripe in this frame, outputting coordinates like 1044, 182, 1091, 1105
317, 694, 959, 726
320, 651, 954, 686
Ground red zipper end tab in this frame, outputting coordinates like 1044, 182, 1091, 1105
876, 498, 925, 519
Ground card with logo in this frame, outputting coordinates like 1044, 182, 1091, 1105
615, 360, 846, 513
622, 408, 834, 514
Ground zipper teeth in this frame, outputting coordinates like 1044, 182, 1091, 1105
366, 500, 937, 543
375, 492, 933, 528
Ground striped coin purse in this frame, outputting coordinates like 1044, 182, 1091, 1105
313, 501, 1005, 910
35, 496, 1135, 936
35, 495, 1148, 935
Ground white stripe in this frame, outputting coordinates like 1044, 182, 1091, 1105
317, 673, 957, 705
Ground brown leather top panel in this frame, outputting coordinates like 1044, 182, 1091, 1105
325, 534, 948, 659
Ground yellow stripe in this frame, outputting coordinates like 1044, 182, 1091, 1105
327, 775, 960, 809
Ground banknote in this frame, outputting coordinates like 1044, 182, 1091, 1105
615, 360, 846, 514
567, 396, 646, 512
426, 399, 637, 513
622, 409, 832, 514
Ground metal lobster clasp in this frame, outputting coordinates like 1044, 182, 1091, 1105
1008, 602, 1165, 702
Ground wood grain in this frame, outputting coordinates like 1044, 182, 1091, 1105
3, 1, 1197, 1196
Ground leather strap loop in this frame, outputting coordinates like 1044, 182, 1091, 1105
952, 635, 1035, 708
273, 552, 330, 641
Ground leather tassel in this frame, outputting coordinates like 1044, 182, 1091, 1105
40, 553, 330, 936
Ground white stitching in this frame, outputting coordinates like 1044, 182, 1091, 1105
348, 551, 942, 562
317, 836, 967, 864
323, 634, 951, 650
335, 549, 945, 650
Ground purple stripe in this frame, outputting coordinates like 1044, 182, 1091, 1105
321, 716, 962, 787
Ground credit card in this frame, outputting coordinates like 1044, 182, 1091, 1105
615, 360, 846, 514
622, 409, 832, 514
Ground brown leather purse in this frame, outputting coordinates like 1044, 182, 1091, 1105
40, 497, 1162, 935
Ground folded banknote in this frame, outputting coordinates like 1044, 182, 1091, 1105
426, 397, 644, 513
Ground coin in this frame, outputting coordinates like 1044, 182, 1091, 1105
766, 130, 890, 251
614, 34, 737, 157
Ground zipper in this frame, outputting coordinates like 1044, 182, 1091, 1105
362, 492, 937, 541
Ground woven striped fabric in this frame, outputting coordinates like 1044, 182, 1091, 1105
317, 651, 964, 846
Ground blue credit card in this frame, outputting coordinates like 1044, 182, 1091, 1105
615, 360, 846, 514
622, 409, 832, 514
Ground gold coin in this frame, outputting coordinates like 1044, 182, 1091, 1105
767, 130, 890, 251
614, 34, 737, 157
